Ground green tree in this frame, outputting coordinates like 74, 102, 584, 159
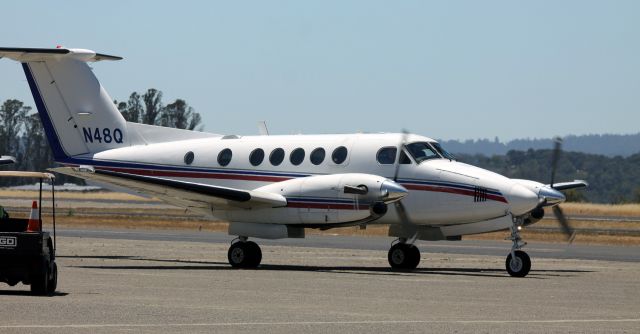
0, 99, 30, 157
634, 187, 640, 203
159, 99, 203, 130
22, 113, 53, 172
142, 88, 163, 125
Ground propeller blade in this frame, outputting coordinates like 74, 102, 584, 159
395, 200, 417, 241
393, 130, 409, 182
550, 137, 562, 187
552, 205, 576, 243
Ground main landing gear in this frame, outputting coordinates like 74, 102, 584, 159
506, 217, 531, 277
228, 237, 262, 268
388, 238, 421, 270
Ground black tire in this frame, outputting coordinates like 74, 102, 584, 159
506, 250, 531, 277
244, 241, 262, 268
47, 262, 58, 294
228, 241, 262, 269
30, 259, 49, 295
388, 243, 420, 270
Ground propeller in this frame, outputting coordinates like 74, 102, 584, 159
393, 130, 409, 183
392, 130, 418, 242
550, 137, 561, 188
546, 137, 576, 243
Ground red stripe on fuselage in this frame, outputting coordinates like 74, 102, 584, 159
403, 184, 508, 203
97, 167, 293, 182
287, 202, 369, 210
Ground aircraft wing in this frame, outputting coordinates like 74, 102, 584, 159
50, 167, 287, 211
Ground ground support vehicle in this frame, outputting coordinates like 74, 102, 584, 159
0, 172, 57, 295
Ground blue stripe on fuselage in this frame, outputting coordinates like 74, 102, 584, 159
21, 62, 68, 160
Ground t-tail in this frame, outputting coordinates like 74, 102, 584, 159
0, 47, 214, 164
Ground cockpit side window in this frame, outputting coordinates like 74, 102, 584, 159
399, 150, 412, 164
405, 142, 439, 163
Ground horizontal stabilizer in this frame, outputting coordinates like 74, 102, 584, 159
0, 47, 122, 62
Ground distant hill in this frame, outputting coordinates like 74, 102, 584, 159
456, 150, 640, 204
439, 133, 640, 157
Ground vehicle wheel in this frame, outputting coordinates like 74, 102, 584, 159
244, 241, 262, 268
388, 243, 420, 270
30, 259, 49, 295
47, 262, 58, 294
228, 241, 262, 269
506, 250, 531, 277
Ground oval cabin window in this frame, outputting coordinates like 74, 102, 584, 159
184, 151, 195, 165
310, 147, 325, 165
249, 148, 265, 166
217, 148, 232, 166
332, 146, 348, 164
290, 148, 305, 166
269, 148, 285, 166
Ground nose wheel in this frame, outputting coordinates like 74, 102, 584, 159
506, 250, 531, 277
228, 238, 262, 268
506, 216, 531, 277
388, 241, 420, 270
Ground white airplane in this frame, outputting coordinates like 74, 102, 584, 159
0, 47, 587, 277
0, 156, 17, 165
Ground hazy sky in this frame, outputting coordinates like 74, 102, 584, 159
1, 1, 638, 141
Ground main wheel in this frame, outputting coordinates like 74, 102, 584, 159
388, 243, 421, 270
47, 262, 58, 294
228, 241, 262, 268
30, 259, 49, 295
506, 250, 531, 277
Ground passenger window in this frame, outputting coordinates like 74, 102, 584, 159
269, 148, 285, 166
184, 151, 194, 165
249, 148, 264, 166
332, 146, 348, 164
217, 148, 232, 166
310, 147, 325, 165
290, 148, 305, 166
376, 147, 397, 164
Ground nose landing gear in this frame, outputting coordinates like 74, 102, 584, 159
506, 217, 531, 277
388, 238, 421, 270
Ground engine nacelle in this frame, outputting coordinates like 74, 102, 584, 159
255, 173, 406, 225
523, 207, 545, 226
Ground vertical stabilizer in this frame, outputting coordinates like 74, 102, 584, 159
0, 47, 126, 161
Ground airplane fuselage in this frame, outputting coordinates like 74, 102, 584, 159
77, 132, 538, 233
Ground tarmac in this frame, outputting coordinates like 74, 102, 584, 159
0, 228, 639, 333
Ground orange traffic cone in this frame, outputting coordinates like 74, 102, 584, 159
26, 201, 41, 232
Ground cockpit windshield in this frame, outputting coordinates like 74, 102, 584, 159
405, 142, 440, 163
404, 141, 455, 163
431, 142, 455, 160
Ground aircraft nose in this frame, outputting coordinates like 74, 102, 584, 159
506, 183, 540, 215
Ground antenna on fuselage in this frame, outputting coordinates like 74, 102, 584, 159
257, 121, 269, 136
